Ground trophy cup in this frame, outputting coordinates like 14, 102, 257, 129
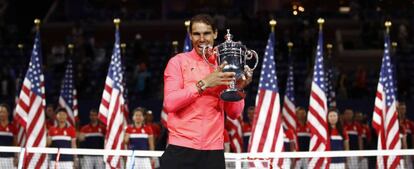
202, 29, 258, 102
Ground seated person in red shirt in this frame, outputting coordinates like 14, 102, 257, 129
47, 108, 77, 169
0, 104, 17, 168
124, 107, 154, 169
328, 109, 349, 169
78, 109, 106, 169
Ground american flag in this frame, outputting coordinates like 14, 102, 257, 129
183, 32, 192, 52
372, 31, 402, 169
226, 116, 244, 153
325, 53, 337, 109
282, 54, 297, 132
58, 58, 78, 127
248, 31, 284, 168
13, 70, 27, 147
307, 27, 329, 168
121, 57, 129, 120
14, 31, 47, 169
98, 25, 127, 169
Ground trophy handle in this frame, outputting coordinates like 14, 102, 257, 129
201, 45, 217, 68
245, 50, 259, 70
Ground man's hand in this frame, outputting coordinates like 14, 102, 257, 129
202, 62, 236, 88
237, 65, 253, 89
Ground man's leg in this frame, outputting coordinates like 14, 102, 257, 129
199, 149, 225, 169
160, 145, 200, 169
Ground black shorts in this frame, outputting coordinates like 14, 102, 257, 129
160, 144, 225, 169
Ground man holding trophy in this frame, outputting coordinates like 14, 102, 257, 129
161, 14, 257, 169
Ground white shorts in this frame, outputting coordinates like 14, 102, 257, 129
347, 156, 358, 169
294, 158, 308, 169
329, 163, 345, 169
81, 156, 104, 169
49, 161, 73, 169
0, 158, 16, 169
126, 157, 152, 169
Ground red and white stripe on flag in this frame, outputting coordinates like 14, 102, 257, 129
248, 31, 284, 168
58, 59, 78, 127
282, 57, 297, 132
307, 28, 329, 169
282, 95, 296, 132
14, 31, 47, 169
372, 32, 402, 169
226, 116, 244, 153
98, 26, 127, 169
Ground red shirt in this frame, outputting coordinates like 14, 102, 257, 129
80, 123, 106, 149
126, 125, 153, 150
359, 123, 371, 142
242, 122, 252, 137
0, 122, 16, 157
147, 122, 161, 138
163, 49, 244, 150
344, 122, 361, 150
284, 128, 296, 152
401, 119, 414, 135
0, 123, 16, 146
48, 125, 76, 161
46, 118, 56, 129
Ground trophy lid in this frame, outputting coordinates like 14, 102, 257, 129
224, 29, 233, 42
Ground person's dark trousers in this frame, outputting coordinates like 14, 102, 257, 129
160, 144, 225, 169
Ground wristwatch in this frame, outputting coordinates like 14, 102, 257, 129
196, 80, 206, 93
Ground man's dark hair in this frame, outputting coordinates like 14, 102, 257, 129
189, 14, 217, 33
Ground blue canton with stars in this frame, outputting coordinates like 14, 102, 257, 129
312, 30, 326, 93
183, 32, 192, 52
326, 55, 336, 108
379, 33, 396, 107
285, 55, 295, 103
60, 59, 75, 107
259, 32, 279, 92
26, 32, 44, 96
107, 27, 124, 91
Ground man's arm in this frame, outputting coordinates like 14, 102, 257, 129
47, 136, 52, 147
163, 58, 200, 113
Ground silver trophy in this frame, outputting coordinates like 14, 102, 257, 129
202, 29, 258, 102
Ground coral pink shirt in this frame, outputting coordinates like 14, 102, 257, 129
164, 49, 244, 150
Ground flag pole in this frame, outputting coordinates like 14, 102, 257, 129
67, 43, 74, 56
287, 42, 293, 53
317, 18, 325, 31
327, 43, 333, 59
385, 21, 391, 34
185, 20, 190, 33
120, 43, 126, 55
114, 18, 121, 29
18, 43, 24, 50
34, 19, 41, 31
391, 42, 397, 54
269, 19, 276, 33
172, 41, 178, 54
